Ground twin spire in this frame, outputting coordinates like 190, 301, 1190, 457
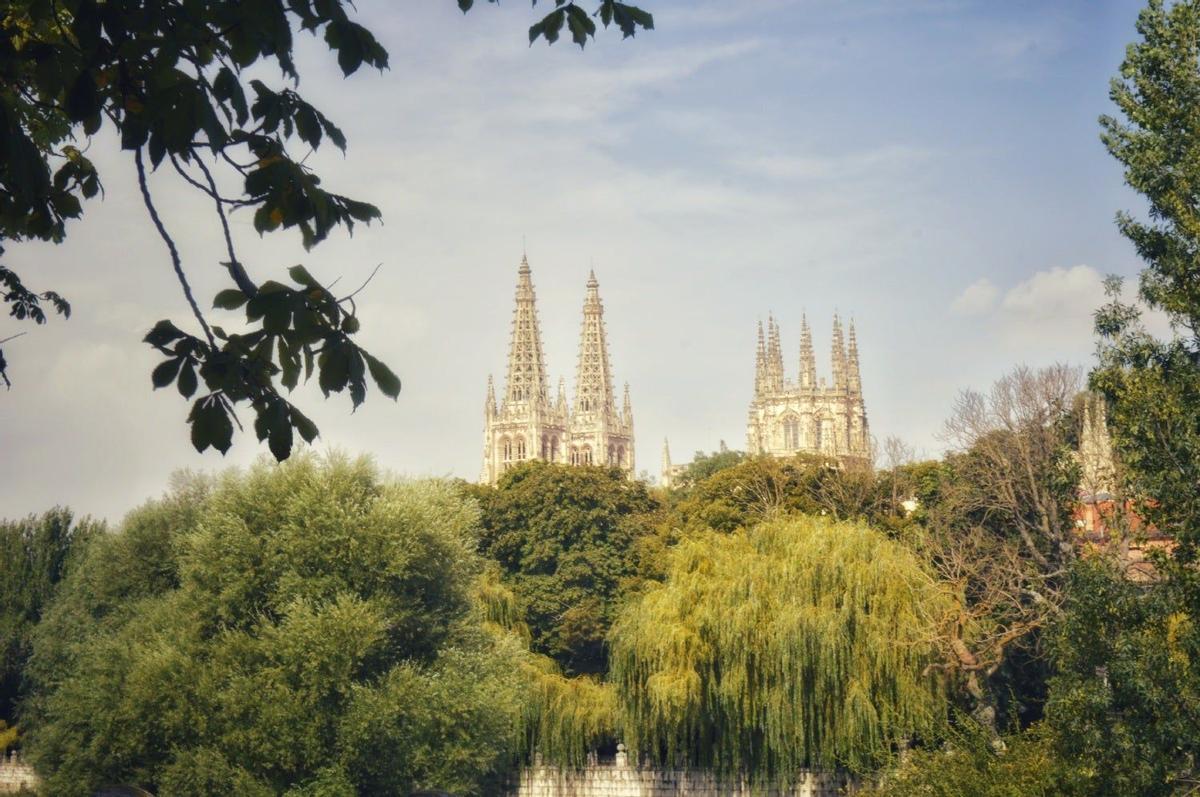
483, 255, 635, 483
487, 256, 632, 427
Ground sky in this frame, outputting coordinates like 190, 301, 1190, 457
0, 0, 1163, 522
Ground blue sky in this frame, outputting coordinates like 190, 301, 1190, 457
0, 0, 1159, 520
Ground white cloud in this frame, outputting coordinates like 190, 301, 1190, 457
1000, 264, 1103, 318
950, 277, 999, 316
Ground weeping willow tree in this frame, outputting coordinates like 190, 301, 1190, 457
609, 516, 950, 778
475, 563, 618, 768
519, 656, 619, 767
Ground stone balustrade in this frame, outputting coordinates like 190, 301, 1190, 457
512, 745, 849, 797
0, 750, 38, 795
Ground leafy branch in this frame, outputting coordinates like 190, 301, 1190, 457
0, 0, 651, 458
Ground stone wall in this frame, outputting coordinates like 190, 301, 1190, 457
0, 751, 39, 795
512, 746, 850, 797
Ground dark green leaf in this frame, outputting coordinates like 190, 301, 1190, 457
365, 352, 401, 400
151, 357, 182, 388
213, 289, 249, 310
178, 361, 198, 398
288, 265, 318, 287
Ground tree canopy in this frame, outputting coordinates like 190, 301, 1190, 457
23, 454, 527, 796
466, 461, 662, 676
608, 515, 949, 777
0, 509, 100, 730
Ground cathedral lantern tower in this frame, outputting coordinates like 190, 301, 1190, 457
746, 315, 871, 464
482, 259, 634, 484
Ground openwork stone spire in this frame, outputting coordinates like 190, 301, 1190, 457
1078, 394, 1116, 498
831, 314, 847, 390
503, 254, 550, 407
766, 314, 785, 393
847, 319, 862, 394
482, 260, 633, 483
574, 270, 616, 417
754, 320, 767, 397
799, 313, 816, 389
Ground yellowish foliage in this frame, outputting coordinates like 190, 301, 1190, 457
609, 515, 950, 776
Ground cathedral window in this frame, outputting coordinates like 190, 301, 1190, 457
819, 418, 835, 453
781, 416, 800, 450
516, 438, 526, 460
502, 437, 512, 462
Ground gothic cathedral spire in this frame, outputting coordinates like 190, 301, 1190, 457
754, 320, 767, 397
799, 313, 816, 390
574, 270, 616, 417
831, 314, 847, 390
766, 314, 784, 392
483, 259, 634, 484
503, 254, 550, 407
847, 319, 862, 395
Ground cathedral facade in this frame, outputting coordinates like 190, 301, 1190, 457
481, 256, 634, 485
746, 314, 870, 463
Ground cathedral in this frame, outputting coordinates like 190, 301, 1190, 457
745, 314, 871, 462
481, 255, 634, 485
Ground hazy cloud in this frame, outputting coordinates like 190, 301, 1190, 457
731, 145, 931, 183
951, 277, 999, 316
1001, 264, 1104, 318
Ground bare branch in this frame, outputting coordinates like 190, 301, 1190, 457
135, 148, 215, 348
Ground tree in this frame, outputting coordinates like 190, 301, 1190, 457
0, 0, 653, 459
856, 719, 1063, 797
669, 447, 746, 490
1027, 2, 1200, 792
1096, 0, 1200, 557
941, 364, 1082, 569
0, 508, 100, 730
465, 461, 662, 676
671, 454, 881, 534
923, 364, 1083, 739
23, 454, 527, 796
1044, 558, 1200, 797
608, 515, 949, 777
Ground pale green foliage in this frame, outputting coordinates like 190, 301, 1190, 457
609, 516, 949, 777
519, 655, 618, 767
25, 454, 525, 796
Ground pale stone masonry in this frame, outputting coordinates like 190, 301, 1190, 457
746, 314, 870, 463
511, 746, 848, 797
1077, 392, 1116, 500
482, 256, 634, 484
0, 750, 38, 794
